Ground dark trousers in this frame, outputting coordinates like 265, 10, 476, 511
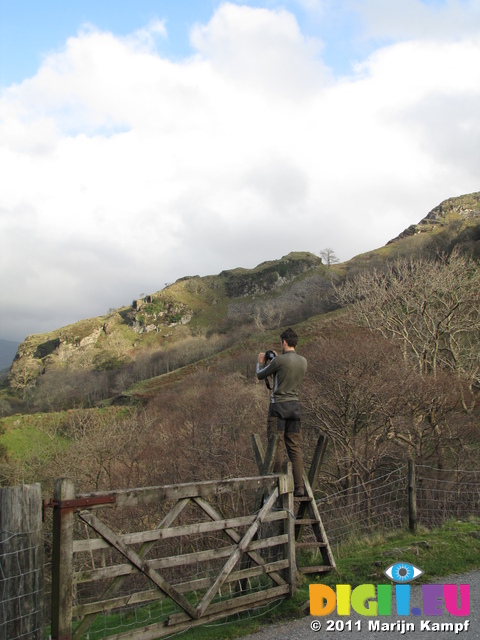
267, 401, 304, 491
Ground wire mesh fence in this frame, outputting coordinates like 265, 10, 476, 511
0, 530, 44, 640
416, 465, 480, 528
315, 466, 408, 549
314, 463, 480, 553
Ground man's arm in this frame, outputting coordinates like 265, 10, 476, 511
256, 354, 278, 380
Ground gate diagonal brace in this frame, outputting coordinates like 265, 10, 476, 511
196, 487, 280, 618
72, 496, 191, 640
78, 509, 199, 621
193, 496, 286, 588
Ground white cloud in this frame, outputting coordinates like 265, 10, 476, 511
190, 3, 329, 95
1, 2, 480, 340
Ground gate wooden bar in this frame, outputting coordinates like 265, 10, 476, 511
50, 473, 296, 640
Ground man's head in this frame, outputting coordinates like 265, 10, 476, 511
280, 328, 298, 351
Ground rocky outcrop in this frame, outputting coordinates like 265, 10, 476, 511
424, 192, 480, 222
6, 254, 323, 389
132, 297, 192, 332
227, 271, 338, 328
221, 252, 322, 298
388, 192, 480, 245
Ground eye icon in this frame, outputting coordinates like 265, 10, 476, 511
384, 563, 423, 583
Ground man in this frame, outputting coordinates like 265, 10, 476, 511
256, 327, 307, 497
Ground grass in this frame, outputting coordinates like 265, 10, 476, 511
0, 406, 130, 461
318, 518, 480, 588
1, 412, 69, 460
205, 519, 479, 639
1, 422, 56, 459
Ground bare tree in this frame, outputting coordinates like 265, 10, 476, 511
53, 409, 154, 492
301, 324, 474, 486
320, 248, 339, 266
335, 250, 480, 400
302, 329, 406, 487
8, 359, 42, 401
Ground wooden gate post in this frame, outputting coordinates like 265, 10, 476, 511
51, 478, 75, 640
0, 483, 44, 640
280, 462, 296, 596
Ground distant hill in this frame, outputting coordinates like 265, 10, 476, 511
344, 191, 480, 276
6, 251, 338, 391
4, 191, 480, 402
0, 339, 19, 371
388, 191, 480, 246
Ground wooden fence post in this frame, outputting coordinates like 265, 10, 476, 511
280, 462, 296, 596
408, 458, 417, 533
0, 483, 44, 640
51, 478, 75, 640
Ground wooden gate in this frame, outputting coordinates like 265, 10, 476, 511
49, 472, 296, 640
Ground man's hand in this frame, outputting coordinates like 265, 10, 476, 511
258, 352, 265, 364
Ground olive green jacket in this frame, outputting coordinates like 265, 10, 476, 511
256, 351, 307, 403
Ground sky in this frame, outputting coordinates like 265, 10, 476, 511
1, 1, 479, 342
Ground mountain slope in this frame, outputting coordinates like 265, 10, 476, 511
345, 191, 480, 275
4, 191, 480, 404
6, 252, 337, 393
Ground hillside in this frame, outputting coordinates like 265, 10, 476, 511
389, 191, 480, 244
1, 191, 479, 507
4, 251, 337, 404
345, 190, 480, 275
2, 191, 480, 413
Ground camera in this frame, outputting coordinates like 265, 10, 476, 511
263, 350, 276, 390
264, 349, 276, 364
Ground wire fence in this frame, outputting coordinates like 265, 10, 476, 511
2, 464, 480, 640
416, 465, 480, 527
58, 588, 285, 640
315, 464, 480, 552
316, 466, 408, 548
0, 531, 44, 640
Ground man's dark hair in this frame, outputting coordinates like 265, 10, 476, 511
280, 327, 298, 348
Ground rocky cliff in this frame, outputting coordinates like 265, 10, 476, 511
387, 191, 480, 245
